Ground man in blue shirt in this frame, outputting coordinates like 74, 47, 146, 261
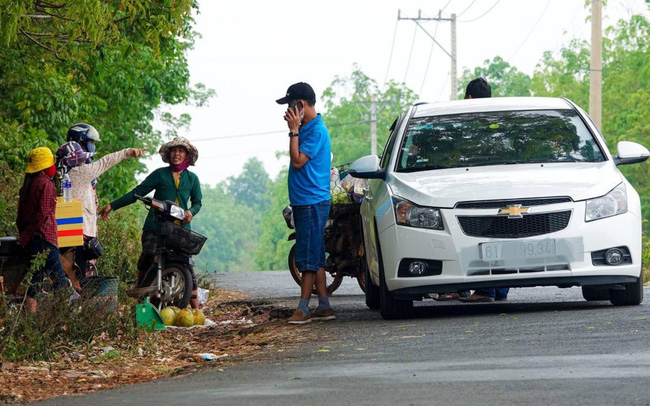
277, 82, 334, 324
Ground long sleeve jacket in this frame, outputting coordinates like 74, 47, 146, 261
110, 167, 202, 233
68, 149, 134, 237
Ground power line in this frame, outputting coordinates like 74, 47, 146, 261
191, 120, 370, 142
458, 0, 501, 23
383, 18, 399, 87
419, 19, 440, 95
403, 17, 419, 82
456, 0, 476, 18
507, 0, 551, 62
440, 0, 452, 13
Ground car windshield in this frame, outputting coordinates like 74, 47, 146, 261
396, 109, 606, 172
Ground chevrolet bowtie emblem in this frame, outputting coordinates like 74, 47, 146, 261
498, 205, 530, 218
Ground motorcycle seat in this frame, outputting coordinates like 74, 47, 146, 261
0, 236, 21, 256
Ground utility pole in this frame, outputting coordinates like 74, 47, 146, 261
398, 9, 458, 100
590, 0, 602, 128
450, 13, 457, 100
370, 95, 378, 155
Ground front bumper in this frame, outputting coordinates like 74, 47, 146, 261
378, 201, 642, 296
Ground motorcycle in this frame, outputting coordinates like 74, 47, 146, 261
283, 202, 367, 296
0, 236, 84, 299
131, 194, 207, 310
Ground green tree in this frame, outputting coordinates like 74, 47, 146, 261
459, 56, 533, 98
193, 182, 259, 272
254, 170, 292, 271
0, 0, 214, 198
322, 65, 419, 165
226, 158, 271, 213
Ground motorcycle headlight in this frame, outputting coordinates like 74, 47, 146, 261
393, 196, 444, 230
169, 204, 186, 221
585, 183, 628, 222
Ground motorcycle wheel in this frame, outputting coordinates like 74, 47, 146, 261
142, 265, 192, 310
288, 244, 342, 296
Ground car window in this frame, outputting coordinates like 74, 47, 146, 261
396, 109, 606, 172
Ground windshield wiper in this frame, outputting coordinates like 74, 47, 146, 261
400, 163, 451, 172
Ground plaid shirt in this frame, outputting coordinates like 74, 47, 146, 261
16, 172, 59, 247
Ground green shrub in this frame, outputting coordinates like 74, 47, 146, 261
0, 290, 142, 361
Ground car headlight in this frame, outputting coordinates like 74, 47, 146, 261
393, 196, 444, 230
585, 183, 628, 222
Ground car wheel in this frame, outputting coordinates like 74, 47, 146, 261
375, 221, 412, 319
609, 273, 644, 306
364, 253, 380, 310
581, 286, 610, 301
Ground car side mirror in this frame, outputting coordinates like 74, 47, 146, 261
614, 141, 650, 166
349, 155, 386, 180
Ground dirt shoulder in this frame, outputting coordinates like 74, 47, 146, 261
0, 289, 309, 404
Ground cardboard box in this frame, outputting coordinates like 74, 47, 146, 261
55, 197, 83, 247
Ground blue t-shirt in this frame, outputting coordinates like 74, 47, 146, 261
288, 113, 332, 205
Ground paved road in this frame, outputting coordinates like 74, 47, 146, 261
36, 271, 650, 405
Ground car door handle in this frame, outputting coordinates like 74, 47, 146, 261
362, 188, 372, 201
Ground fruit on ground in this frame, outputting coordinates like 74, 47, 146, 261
192, 309, 206, 325
176, 308, 194, 327
160, 307, 176, 326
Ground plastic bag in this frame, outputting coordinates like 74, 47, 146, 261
340, 174, 366, 203
330, 167, 350, 203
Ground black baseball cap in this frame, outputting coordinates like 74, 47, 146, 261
276, 82, 316, 104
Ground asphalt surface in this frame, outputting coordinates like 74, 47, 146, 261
35, 271, 650, 406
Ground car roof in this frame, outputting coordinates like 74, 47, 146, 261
412, 97, 575, 118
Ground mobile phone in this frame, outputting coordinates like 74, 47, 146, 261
289, 100, 303, 111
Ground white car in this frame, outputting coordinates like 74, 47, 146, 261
349, 97, 649, 319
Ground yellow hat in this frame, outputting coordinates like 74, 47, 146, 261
25, 147, 55, 173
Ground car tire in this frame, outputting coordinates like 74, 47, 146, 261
609, 272, 644, 306
364, 253, 380, 310
375, 221, 412, 319
581, 286, 610, 301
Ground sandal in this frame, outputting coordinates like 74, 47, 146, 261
432, 292, 459, 301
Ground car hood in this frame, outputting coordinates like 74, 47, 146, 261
388, 163, 623, 208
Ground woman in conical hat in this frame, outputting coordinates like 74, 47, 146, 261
99, 137, 203, 309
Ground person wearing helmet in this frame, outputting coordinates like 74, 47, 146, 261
16, 147, 68, 313
66, 123, 101, 162
100, 137, 203, 309
66, 123, 102, 276
56, 141, 145, 281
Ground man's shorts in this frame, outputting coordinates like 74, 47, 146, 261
292, 201, 330, 272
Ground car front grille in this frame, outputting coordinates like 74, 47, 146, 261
455, 197, 572, 209
457, 210, 572, 238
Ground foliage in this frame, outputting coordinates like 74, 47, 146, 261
0, 0, 214, 362
459, 56, 533, 98
193, 181, 259, 272
0, 0, 214, 199
322, 65, 419, 165
225, 158, 271, 213
190, 158, 272, 272
95, 203, 144, 284
254, 170, 293, 271
0, 163, 23, 236
0, 291, 141, 362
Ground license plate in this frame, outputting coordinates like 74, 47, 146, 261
480, 239, 556, 261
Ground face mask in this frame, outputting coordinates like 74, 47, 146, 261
85, 141, 95, 163
44, 165, 57, 178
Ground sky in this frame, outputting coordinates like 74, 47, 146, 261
148, 0, 649, 186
